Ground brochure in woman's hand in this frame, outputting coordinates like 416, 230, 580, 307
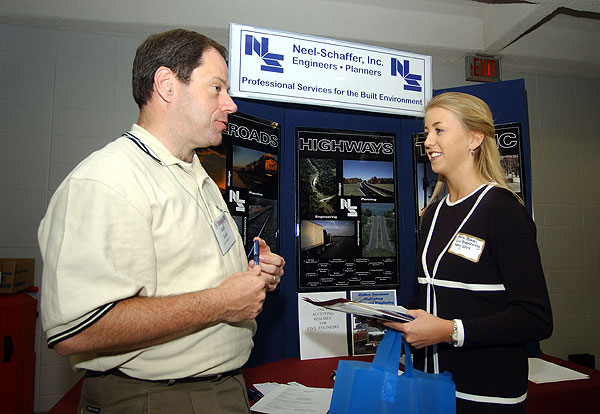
302, 297, 414, 323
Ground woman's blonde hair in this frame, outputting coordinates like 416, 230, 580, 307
421, 92, 523, 216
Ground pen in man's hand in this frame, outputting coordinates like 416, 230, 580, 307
253, 239, 260, 266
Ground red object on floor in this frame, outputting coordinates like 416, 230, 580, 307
0, 292, 37, 414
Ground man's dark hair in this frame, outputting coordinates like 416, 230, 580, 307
132, 29, 227, 108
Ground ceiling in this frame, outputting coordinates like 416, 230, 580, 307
1, 0, 599, 78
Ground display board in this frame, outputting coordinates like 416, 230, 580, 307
296, 127, 399, 291
232, 79, 531, 365
195, 112, 280, 256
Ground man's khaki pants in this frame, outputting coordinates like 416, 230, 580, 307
77, 371, 251, 413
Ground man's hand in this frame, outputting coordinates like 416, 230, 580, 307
215, 266, 269, 322
248, 237, 285, 292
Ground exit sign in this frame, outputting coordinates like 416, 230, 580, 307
466, 55, 501, 82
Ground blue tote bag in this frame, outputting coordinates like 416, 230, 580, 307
329, 329, 456, 413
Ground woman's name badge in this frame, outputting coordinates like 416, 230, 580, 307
210, 211, 235, 256
448, 233, 485, 263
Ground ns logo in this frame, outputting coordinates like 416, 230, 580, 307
340, 198, 358, 217
229, 190, 246, 213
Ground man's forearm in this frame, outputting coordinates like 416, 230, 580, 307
53, 266, 271, 356
53, 289, 223, 356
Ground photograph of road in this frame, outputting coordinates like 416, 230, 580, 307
300, 219, 356, 259
195, 146, 227, 193
232, 146, 278, 197
343, 159, 394, 197
361, 202, 396, 257
247, 197, 279, 254
299, 158, 337, 217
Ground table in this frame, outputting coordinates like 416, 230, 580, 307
525, 354, 599, 414
243, 354, 600, 414
49, 354, 599, 413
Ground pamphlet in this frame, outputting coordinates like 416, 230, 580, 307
350, 290, 397, 356
302, 296, 414, 323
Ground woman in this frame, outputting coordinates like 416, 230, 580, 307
386, 92, 553, 413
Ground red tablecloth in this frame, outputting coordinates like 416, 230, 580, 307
50, 354, 599, 413
243, 354, 600, 414
525, 354, 600, 414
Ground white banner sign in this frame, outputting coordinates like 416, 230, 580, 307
229, 23, 432, 116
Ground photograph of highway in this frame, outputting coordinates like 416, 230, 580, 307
361, 203, 396, 257
300, 219, 356, 259
232, 146, 278, 197
343, 159, 394, 197
299, 158, 337, 217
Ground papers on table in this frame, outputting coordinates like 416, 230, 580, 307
528, 358, 590, 384
302, 296, 414, 323
250, 382, 333, 414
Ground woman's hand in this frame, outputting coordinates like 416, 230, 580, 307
384, 309, 454, 349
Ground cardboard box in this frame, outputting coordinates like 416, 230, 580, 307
0, 259, 34, 294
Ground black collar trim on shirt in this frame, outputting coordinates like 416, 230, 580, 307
124, 132, 164, 165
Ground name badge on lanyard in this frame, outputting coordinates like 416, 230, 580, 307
448, 232, 485, 263
210, 211, 235, 256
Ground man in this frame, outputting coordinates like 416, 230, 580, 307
38, 29, 285, 413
